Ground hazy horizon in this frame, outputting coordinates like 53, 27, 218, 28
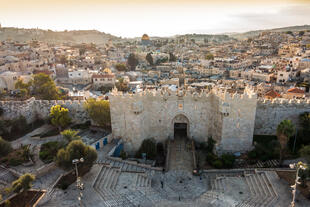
0, 0, 310, 38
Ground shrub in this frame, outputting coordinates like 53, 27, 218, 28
212, 159, 223, 169
206, 137, 216, 153
61, 129, 80, 143
39, 141, 65, 163
135, 138, 157, 160
251, 135, 280, 161
207, 151, 217, 160
9, 158, 23, 166
11, 173, 35, 193
248, 150, 257, 159
0, 137, 12, 157
220, 153, 235, 168
300, 145, 310, 163
120, 150, 127, 160
56, 140, 97, 170
11, 116, 28, 134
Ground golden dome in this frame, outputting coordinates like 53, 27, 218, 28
103, 68, 112, 74
141, 34, 150, 41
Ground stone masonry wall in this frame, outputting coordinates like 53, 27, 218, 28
109, 87, 258, 153
0, 97, 89, 124
254, 99, 310, 135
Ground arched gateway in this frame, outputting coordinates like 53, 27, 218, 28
172, 114, 190, 138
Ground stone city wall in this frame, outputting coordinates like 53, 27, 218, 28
0, 97, 89, 124
254, 98, 310, 135
110, 87, 258, 153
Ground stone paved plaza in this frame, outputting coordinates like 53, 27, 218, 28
40, 159, 310, 207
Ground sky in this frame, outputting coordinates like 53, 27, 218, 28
0, 0, 309, 38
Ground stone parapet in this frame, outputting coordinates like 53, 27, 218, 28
0, 97, 89, 124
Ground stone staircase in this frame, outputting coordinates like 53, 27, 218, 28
135, 173, 151, 188
93, 166, 135, 207
236, 172, 278, 207
202, 170, 278, 207
96, 158, 156, 174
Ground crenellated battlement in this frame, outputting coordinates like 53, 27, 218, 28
110, 86, 258, 103
0, 97, 88, 124
258, 98, 310, 106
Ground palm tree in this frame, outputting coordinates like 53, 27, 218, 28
277, 120, 295, 165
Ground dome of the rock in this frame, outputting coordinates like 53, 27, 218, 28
141, 34, 150, 41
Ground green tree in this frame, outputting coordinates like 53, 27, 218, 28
300, 112, 310, 133
39, 141, 65, 163
286, 31, 293, 35
277, 120, 295, 165
32, 73, 60, 100
50, 105, 71, 132
61, 129, 80, 143
0, 137, 12, 157
15, 78, 31, 95
206, 53, 214, 60
206, 137, 216, 153
115, 63, 127, 72
300, 145, 310, 163
299, 31, 305, 36
11, 173, 35, 193
84, 99, 111, 129
127, 53, 139, 71
116, 78, 129, 92
56, 140, 97, 170
146, 52, 153, 65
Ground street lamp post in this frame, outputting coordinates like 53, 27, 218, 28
72, 158, 84, 207
289, 162, 307, 207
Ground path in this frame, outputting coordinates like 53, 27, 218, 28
168, 136, 193, 172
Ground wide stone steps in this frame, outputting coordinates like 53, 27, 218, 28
211, 176, 225, 192
135, 173, 151, 187
93, 166, 134, 207
236, 172, 277, 207
96, 158, 155, 174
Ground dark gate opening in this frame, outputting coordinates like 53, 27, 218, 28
174, 123, 187, 137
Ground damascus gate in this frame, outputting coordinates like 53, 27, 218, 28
109, 87, 258, 154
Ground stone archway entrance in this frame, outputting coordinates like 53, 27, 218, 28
168, 114, 194, 172
172, 114, 190, 138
